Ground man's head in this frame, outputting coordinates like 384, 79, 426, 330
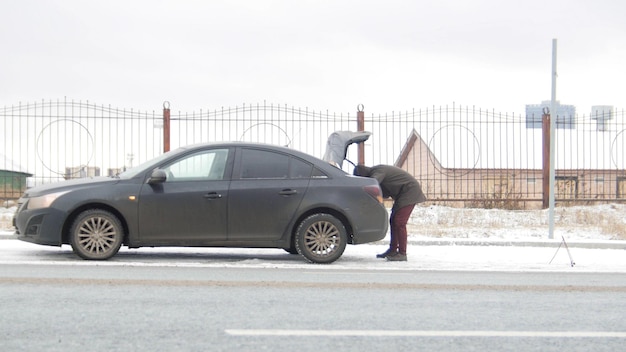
353, 164, 372, 177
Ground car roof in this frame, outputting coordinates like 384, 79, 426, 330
179, 141, 347, 175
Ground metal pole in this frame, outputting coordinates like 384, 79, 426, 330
357, 104, 365, 165
541, 109, 550, 209
548, 39, 557, 239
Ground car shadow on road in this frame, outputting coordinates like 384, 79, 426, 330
16, 245, 308, 264
113, 248, 307, 263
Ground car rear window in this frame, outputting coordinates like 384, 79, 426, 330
239, 148, 317, 179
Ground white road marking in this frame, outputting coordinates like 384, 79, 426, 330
224, 329, 626, 338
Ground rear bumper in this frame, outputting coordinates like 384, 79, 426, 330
351, 228, 387, 244
350, 205, 388, 244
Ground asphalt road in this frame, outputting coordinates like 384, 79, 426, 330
1, 244, 625, 352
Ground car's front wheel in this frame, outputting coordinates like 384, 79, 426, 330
70, 209, 124, 260
295, 213, 347, 264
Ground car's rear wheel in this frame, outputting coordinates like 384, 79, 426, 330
295, 213, 347, 264
70, 209, 124, 260
283, 247, 298, 255
283, 236, 299, 254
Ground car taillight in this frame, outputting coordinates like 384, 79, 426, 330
363, 185, 383, 204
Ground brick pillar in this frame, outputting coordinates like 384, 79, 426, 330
163, 101, 171, 153
357, 104, 365, 165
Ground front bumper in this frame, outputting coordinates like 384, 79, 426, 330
14, 207, 66, 246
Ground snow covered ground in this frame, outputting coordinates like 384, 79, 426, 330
407, 203, 626, 241
1, 203, 625, 272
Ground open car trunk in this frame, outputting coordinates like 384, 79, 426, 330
322, 131, 371, 168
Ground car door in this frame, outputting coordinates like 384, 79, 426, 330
137, 148, 232, 243
227, 147, 312, 241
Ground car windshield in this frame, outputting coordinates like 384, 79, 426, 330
117, 148, 187, 179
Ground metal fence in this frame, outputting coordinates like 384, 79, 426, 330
2, 98, 625, 208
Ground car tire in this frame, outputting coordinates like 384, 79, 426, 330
283, 236, 299, 254
70, 209, 124, 260
283, 247, 299, 255
295, 213, 347, 264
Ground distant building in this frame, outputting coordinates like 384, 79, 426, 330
591, 105, 613, 131
0, 154, 32, 200
525, 100, 576, 129
0, 170, 31, 200
65, 166, 101, 179
395, 129, 626, 209
107, 168, 124, 177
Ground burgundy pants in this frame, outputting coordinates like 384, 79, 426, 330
389, 204, 415, 255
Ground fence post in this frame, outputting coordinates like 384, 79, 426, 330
357, 104, 365, 165
541, 109, 550, 209
163, 101, 171, 153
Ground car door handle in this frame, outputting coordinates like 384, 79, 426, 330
204, 192, 222, 199
279, 189, 297, 196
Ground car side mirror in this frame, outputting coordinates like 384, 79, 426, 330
148, 169, 167, 184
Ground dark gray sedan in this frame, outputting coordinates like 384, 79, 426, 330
13, 142, 388, 263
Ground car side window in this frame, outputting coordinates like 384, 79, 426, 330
311, 167, 328, 178
240, 149, 289, 179
164, 149, 229, 181
289, 157, 313, 179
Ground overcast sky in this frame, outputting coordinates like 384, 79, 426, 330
2, 0, 625, 115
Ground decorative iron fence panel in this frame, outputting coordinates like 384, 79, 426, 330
2, 99, 625, 208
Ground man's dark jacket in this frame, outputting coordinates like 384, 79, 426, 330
354, 165, 426, 210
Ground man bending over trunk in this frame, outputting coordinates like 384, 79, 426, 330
354, 165, 426, 261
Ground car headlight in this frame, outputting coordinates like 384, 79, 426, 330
26, 191, 70, 210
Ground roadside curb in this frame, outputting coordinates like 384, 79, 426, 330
2, 233, 625, 250
406, 239, 626, 250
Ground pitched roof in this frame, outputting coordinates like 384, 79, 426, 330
0, 154, 32, 175
395, 128, 442, 169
